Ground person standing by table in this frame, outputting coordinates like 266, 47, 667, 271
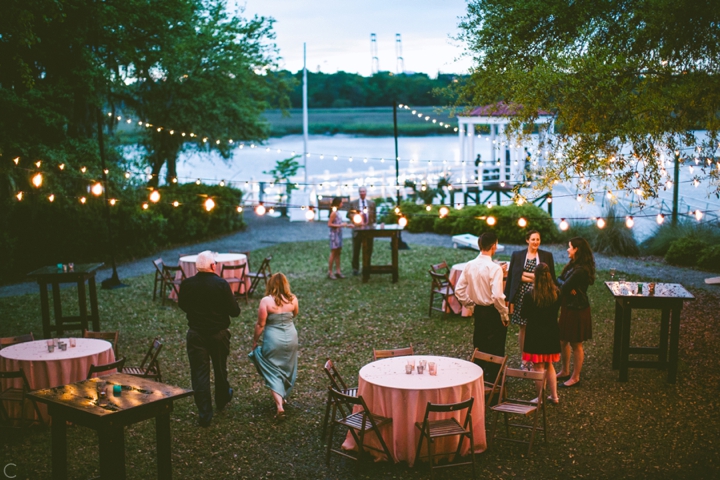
179, 251, 241, 428
348, 186, 376, 276
327, 197, 353, 280
455, 231, 509, 381
556, 237, 596, 388
520, 262, 561, 404
249, 273, 299, 418
504, 230, 556, 368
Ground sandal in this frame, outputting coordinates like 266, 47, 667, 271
327, 273, 337, 280
335, 272, 346, 279
275, 411, 286, 420
547, 396, 559, 405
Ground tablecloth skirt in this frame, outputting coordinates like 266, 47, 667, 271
169, 259, 250, 301
341, 376, 486, 466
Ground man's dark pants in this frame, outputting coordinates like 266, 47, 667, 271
351, 231, 374, 272
473, 305, 507, 382
187, 328, 231, 425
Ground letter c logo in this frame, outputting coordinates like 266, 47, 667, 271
4, 463, 17, 479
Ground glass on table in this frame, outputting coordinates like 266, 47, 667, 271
609, 268, 616, 280
405, 364, 413, 374
417, 364, 424, 374
428, 362, 437, 376
69, 337, 76, 348
47, 339, 55, 352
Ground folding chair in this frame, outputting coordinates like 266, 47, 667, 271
0, 369, 43, 429
161, 264, 186, 305
86, 357, 126, 379
490, 368, 548, 455
321, 359, 357, 438
83, 329, 120, 358
428, 270, 455, 317
326, 388, 394, 465
0, 333, 34, 349
124, 337, 163, 382
372, 345, 414, 361
220, 263, 249, 304
469, 348, 508, 408
430, 261, 451, 277
247, 255, 272, 295
152, 258, 165, 300
415, 397, 476, 479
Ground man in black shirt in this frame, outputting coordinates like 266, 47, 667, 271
179, 251, 241, 427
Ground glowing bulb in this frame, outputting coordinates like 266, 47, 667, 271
80, 166, 87, 173
173, 201, 180, 207
398, 217, 408, 228
91, 182, 103, 196
196, 179, 201, 185
59, 164, 65, 170
597, 218, 606, 229
149, 190, 161, 203
109, 198, 117, 206
559, 219, 569, 231
695, 209, 704, 221
219, 180, 225, 187
204, 198, 215, 211
656, 213, 665, 225
305, 209, 315, 221
80, 197, 87, 204
124, 172, 130, 179
32, 173, 43, 188
236, 206, 243, 213
255, 204, 266, 216
352, 213, 363, 224
16, 192, 23, 201
172, 177, 178, 184
625, 216, 634, 228
394, 207, 400, 214
518, 217, 527, 228
439, 206, 449, 218
425, 205, 432, 212
487, 216, 496, 226
48, 194, 55, 202
142, 202, 149, 210
35, 161, 42, 168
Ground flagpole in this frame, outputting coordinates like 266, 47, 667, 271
302, 43, 309, 188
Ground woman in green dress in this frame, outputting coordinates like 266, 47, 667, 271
249, 273, 299, 417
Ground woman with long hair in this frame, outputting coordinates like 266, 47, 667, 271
327, 197, 352, 279
504, 229, 556, 368
556, 237, 595, 388
520, 262, 561, 404
249, 273, 299, 417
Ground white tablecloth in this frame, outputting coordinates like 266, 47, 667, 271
342, 355, 485, 466
0, 338, 115, 422
169, 253, 249, 300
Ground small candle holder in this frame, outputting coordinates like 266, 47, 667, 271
428, 362, 437, 376
406, 359, 415, 372
47, 340, 55, 353
405, 364, 413, 374
649, 283, 656, 296
58, 342, 67, 351
68, 263, 74, 272
97, 380, 107, 398
69, 338, 76, 348
417, 364, 424, 374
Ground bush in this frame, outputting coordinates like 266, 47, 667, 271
664, 237, 709, 266
642, 221, 720, 256
697, 244, 720, 271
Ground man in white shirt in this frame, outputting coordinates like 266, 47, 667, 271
455, 231, 509, 381
348, 186, 376, 275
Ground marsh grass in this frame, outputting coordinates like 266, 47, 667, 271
1, 241, 718, 479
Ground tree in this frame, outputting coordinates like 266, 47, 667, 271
118, 1, 289, 186
458, 0, 720, 202
263, 155, 302, 216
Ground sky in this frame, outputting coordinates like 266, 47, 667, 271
235, 0, 473, 77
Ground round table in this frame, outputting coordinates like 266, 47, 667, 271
0, 338, 115, 422
170, 253, 249, 301
342, 355, 486, 466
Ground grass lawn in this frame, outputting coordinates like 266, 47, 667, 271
1, 241, 719, 479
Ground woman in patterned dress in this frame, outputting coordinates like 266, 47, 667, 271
504, 230, 556, 368
327, 197, 352, 279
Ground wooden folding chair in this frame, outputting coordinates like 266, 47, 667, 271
124, 337, 163, 382
490, 368, 548, 455
321, 359, 357, 438
326, 388, 394, 465
220, 263, 249, 304
372, 345, 414, 361
469, 348, 508, 408
161, 264, 186, 305
430, 261, 451, 278
415, 397, 476, 479
247, 255, 272, 295
83, 329, 120, 358
428, 270, 455, 317
86, 357, 126, 379
152, 258, 165, 300
0, 369, 43, 429
0, 333, 34, 349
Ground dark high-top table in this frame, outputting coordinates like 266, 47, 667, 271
605, 282, 694, 383
354, 226, 402, 283
28, 263, 103, 338
28, 373, 193, 480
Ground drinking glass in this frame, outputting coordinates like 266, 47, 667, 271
405, 364, 413, 374
609, 268, 616, 280
69, 338, 76, 348
428, 362, 437, 376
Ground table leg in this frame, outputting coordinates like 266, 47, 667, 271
612, 300, 623, 370
51, 282, 63, 335
51, 413, 68, 480
391, 234, 399, 283
619, 302, 632, 382
77, 279, 89, 333
88, 276, 100, 331
659, 308, 670, 368
156, 412, 173, 480
98, 424, 126, 479
39, 281, 51, 339
362, 237, 371, 283
667, 304, 682, 384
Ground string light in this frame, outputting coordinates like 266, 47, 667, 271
80, 197, 87, 204
173, 201, 180, 207
15, 192, 23, 201
142, 202, 149, 210
110, 199, 117, 206
597, 218, 606, 229
425, 205, 432, 212
656, 213, 665, 225
518, 217, 528, 228
304, 208, 315, 221
149, 190, 161, 203
124, 172, 131, 179
625, 216, 634, 228
352, 213, 363, 225
35, 161, 41, 168
32, 173, 43, 188
59, 164, 65, 171
236, 206, 243, 213
80, 166, 87, 173
196, 179, 202, 185
486, 216, 497, 226
398, 216, 408, 228
695, 209, 704, 221
91, 183, 103, 196
204, 198, 215, 211
48, 194, 55, 202
439, 206, 449, 218
13, 157, 20, 165
559, 219, 569, 231
255, 204, 266, 216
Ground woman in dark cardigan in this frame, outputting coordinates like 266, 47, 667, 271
520, 262, 561, 404
556, 237, 595, 388
504, 230, 556, 366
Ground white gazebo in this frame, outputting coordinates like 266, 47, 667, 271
457, 103, 554, 195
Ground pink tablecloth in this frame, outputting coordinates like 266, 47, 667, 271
0, 338, 115, 422
342, 355, 485, 466
169, 253, 250, 301
446, 263, 473, 317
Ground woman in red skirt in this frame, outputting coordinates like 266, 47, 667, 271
556, 237, 595, 388
520, 262, 561, 404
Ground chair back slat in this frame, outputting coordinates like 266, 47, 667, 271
83, 330, 120, 357
430, 261, 450, 275
153, 258, 164, 274
87, 357, 126, 379
140, 338, 163, 373
372, 345, 414, 361
429, 271, 451, 290
424, 397, 474, 414
323, 359, 349, 391
0, 333, 34, 349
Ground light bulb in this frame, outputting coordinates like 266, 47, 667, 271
255, 204, 266, 216
352, 213, 363, 224
91, 182, 103, 196
149, 190, 161, 203
425, 205, 431, 212
518, 217, 527, 228
695, 210, 704, 221
305, 209, 315, 221
109, 198, 117, 206
32, 173, 43, 188
48, 194, 55, 202
204, 198, 215, 211
236, 206, 243, 213
439, 206, 449, 218
597, 218, 606, 229
80, 197, 87, 204
142, 202, 149, 210
656, 213, 665, 225
173, 201, 180, 207
559, 219, 569, 231
487, 216, 496, 226
398, 217, 408, 228
625, 216, 634, 228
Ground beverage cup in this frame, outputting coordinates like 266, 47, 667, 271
428, 362, 437, 375
69, 338, 76, 348
405, 364, 413, 374
417, 365, 424, 374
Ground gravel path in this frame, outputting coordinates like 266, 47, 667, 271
2, 215, 717, 298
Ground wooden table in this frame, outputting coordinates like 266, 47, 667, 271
27, 264, 104, 339
28, 373, 193, 480
354, 226, 401, 283
605, 282, 695, 383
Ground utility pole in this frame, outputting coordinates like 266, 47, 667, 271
393, 101, 400, 206
672, 151, 680, 226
